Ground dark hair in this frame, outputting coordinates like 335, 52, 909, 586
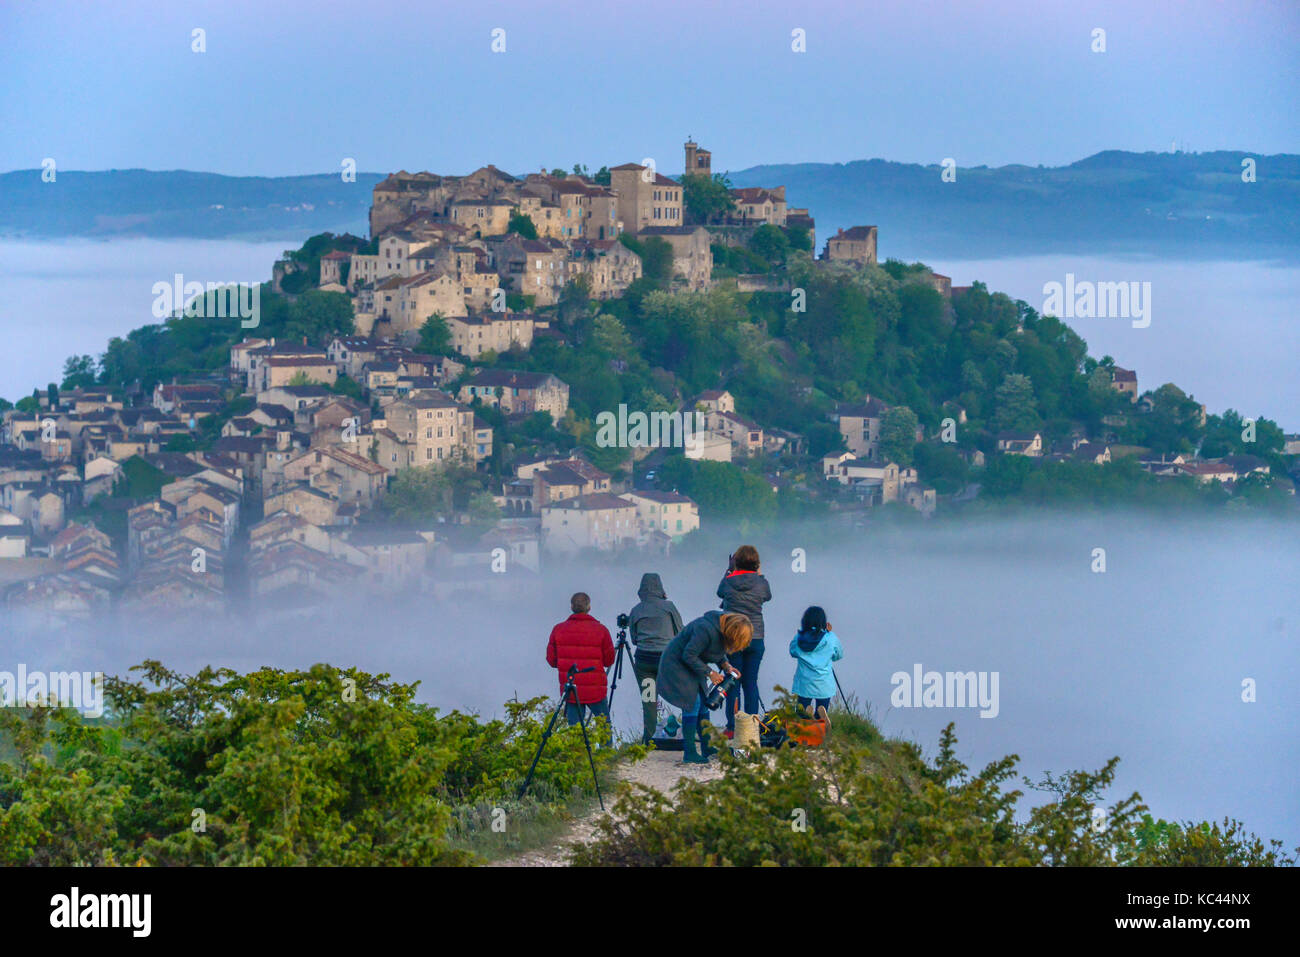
571, 592, 591, 614
733, 544, 760, 571
800, 606, 828, 637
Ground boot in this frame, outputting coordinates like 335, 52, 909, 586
817, 705, 831, 733
682, 717, 708, 763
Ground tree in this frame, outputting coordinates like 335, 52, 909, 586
880, 406, 920, 466
383, 467, 452, 524
749, 224, 790, 266
593, 166, 611, 186
995, 373, 1039, 431
61, 355, 97, 390
285, 290, 354, 344
418, 314, 453, 356
466, 491, 501, 529
508, 211, 538, 240
679, 173, 735, 225
636, 237, 674, 282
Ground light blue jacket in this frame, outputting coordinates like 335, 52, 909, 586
789, 630, 843, 699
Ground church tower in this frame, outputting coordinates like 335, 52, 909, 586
684, 138, 711, 178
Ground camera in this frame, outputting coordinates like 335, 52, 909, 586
705, 672, 740, 710
616, 612, 630, 630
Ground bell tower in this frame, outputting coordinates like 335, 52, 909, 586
684, 138, 711, 178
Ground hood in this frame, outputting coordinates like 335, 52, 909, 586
796, 629, 826, 653
637, 572, 666, 600
723, 570, 763, 592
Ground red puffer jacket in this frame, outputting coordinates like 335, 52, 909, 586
546, 613, 615, 705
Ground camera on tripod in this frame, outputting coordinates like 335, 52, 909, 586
705, 672, 740, 710
616, 612, 630, 631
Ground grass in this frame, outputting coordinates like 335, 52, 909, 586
446, 746, 631, 863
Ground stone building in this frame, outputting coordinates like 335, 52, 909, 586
824, 226, 878, 266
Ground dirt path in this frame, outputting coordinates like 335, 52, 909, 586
494, 749, 723, 867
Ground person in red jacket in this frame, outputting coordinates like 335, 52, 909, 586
546, 592, 615, 735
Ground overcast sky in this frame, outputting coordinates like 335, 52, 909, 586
2, 0, 1296, 176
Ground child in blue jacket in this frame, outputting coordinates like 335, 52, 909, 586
789, 606, 842, 717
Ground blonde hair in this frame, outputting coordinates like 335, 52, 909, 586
719, 613, 753, 653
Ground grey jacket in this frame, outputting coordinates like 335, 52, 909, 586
656, 611, 729, 709
627, 573, 683, 656
717, 571, 771, 640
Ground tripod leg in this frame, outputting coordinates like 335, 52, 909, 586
608, 646, 623, 710
518, 695, 568, 800
575, 705, 605, 812
833, 669, 850, 711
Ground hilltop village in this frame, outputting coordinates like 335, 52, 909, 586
2, 139, 1297, 624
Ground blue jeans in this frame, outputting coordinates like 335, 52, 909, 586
725, 640, 765, 730
797, 696, 831, 713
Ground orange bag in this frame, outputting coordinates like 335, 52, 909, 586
785, 717, 829, 747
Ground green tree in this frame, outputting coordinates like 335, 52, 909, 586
418, 314, 454, 356
880, 406, 920, 466
61, 355, 97, 390
508, 211, 538, 240
748, 224, 790, 266
679, 173, 735, 225
382, 467, 453, 523
994, 373, 1039, 431
285, 290, 355, 344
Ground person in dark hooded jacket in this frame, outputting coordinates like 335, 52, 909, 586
717, 545, 771, 733
626, 572, 683, 744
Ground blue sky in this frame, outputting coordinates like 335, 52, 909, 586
2, 0, 1297, 176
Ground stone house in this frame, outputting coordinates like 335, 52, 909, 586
458, 370, 570, 423
609, 164, 684, 233
447, 313, 536, 359
835, 398, 890, 460
540, 493, 638, 553
824, 226, 878, 266
623, 489, 700, 542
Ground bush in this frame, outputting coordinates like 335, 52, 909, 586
572, 695, 1295, 867
0, 663, 617, 866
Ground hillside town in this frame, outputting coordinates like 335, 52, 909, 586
3, 138, 1297, 626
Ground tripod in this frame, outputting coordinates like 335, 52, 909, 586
518, 665, 605, 811
607, 625, 637, 713
833, 669, 851, 711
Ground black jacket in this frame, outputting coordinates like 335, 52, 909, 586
717, 570, 771, 640
657, 611, 728, 709
627, 573, 683, 656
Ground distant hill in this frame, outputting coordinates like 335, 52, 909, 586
729, 150, 1300, 261
2, 152, 1297, 260
0, 169, 383, 241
